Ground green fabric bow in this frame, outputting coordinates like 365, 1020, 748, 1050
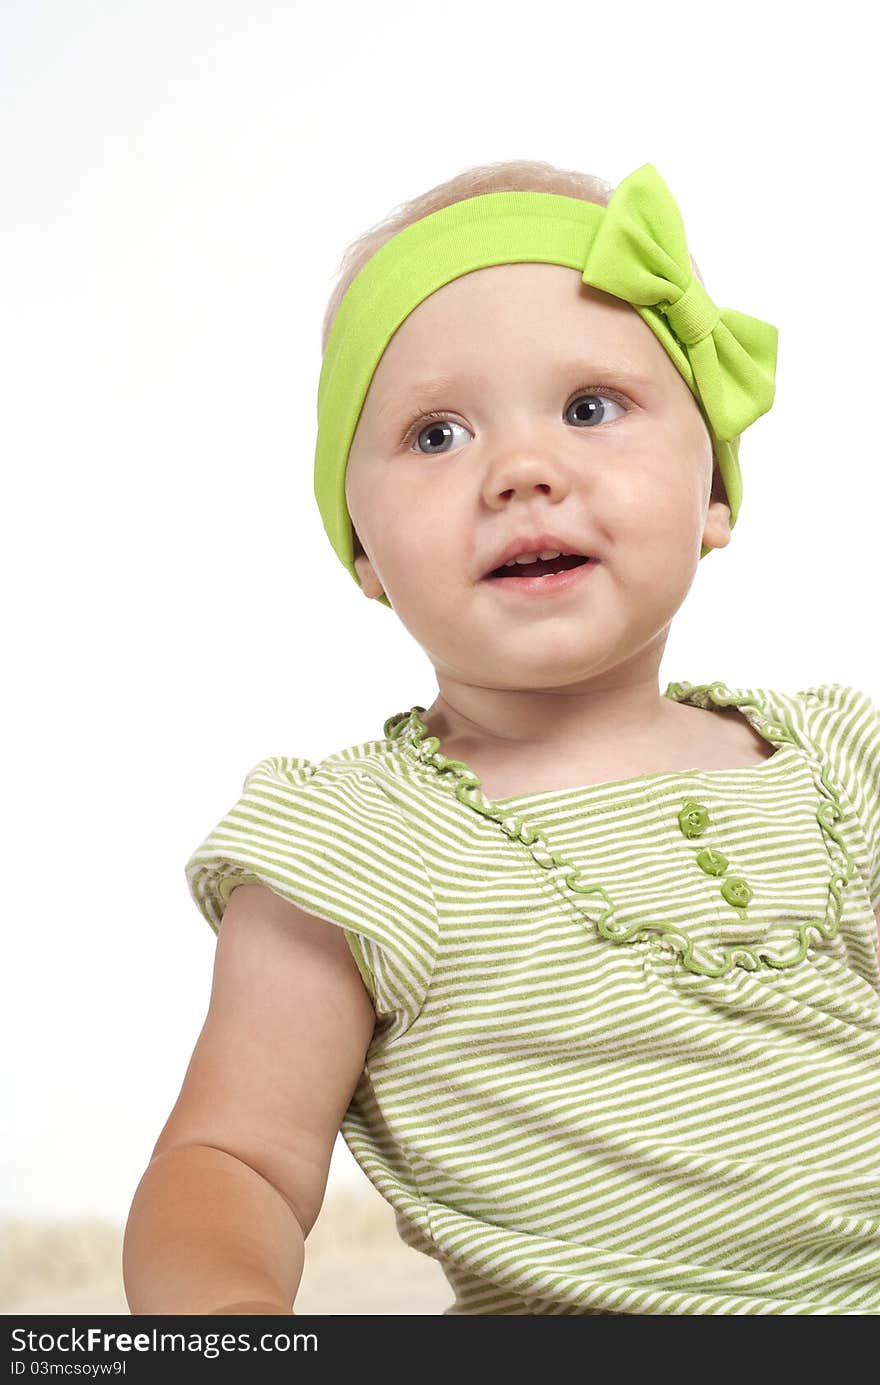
580, 163, 777, 443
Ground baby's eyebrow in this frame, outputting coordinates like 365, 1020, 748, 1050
376, 374, 461, 419
376, 364, 656, 419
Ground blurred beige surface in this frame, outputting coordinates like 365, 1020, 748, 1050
0, 1181, 453, 1316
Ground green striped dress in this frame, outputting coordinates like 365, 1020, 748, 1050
184, 679, 880, 1315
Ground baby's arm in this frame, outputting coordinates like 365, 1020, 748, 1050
122, 884, 377, 1315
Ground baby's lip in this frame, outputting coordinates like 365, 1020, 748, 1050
480, 531, 598, 579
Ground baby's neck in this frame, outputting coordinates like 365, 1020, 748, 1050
419, 701, 773, 800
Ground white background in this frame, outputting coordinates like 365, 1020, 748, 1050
2, 0, 877, 1223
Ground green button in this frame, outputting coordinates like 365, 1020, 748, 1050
678, 800, 711, 838
696, 847, 728, 877
721, 876, 753, 908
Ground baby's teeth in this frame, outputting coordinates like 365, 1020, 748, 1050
504, 549, 562, 567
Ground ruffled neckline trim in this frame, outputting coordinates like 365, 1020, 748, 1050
382, 679, 858, 980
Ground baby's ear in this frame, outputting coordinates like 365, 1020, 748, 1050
703, 462, 733, 551
351, 530, 385, 600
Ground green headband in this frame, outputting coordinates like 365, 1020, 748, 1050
315, 162, 778, 610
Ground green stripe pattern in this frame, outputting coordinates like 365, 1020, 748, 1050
185, 680, 880, 1314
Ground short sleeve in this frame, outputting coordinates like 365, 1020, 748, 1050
183, 755, 439, 1038
798, 682, 880, 911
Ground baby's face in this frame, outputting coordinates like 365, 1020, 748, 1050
345, 262, 730, 691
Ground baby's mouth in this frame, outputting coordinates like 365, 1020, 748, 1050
483, 554, 592, 580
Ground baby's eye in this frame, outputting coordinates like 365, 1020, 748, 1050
563, 391, 628, 428
408, 415, 473, 455
407, 390, 628, 455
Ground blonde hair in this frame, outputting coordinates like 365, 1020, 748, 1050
320, 157, 706, 354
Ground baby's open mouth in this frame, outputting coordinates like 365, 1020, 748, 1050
484, 554, 592, 580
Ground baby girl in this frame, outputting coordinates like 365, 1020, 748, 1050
123, 159, 880, 1315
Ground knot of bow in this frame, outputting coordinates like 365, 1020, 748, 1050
580, 163, 778, 443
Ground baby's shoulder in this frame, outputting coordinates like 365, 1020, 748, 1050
785, 679, 879, 749
744, 680, 880, 815
239, 725, 413, 810
671, 678, 879, 784
715, 678, 878, 742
